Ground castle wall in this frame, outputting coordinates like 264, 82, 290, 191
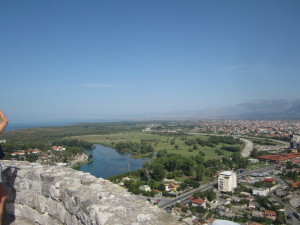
1, 161, 179, 225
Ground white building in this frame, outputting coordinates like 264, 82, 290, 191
218, 171, 237, 192
52, 146, 66, 151
252, 188, 268, 196
212, 220, 240, 225
139, 185, 151, 192
290, 135, 300, 149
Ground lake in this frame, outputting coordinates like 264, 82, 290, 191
78, 144, 149, 178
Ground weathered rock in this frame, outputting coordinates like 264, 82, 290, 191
1, 161, 180, 225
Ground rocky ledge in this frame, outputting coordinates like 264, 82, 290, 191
1, 160, 180, 225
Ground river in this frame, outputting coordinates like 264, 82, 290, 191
77, 144, 149, 178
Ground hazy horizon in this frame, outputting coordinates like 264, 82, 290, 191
1, 1, 300, 122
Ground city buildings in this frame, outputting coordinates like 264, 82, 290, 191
290, 135, 300, 149
218, 171, 237, 192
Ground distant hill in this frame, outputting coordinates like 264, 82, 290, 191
220, 99, 300, 119
153, 99, 300, 120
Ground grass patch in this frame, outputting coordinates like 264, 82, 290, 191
71, 132, 244, 160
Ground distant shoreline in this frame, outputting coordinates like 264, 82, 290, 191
6, 121, 77, 131
6, 120, 122, 131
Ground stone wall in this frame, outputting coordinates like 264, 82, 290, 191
1, 161, 179, 225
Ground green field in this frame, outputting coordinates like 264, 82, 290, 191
71, 131, 243, 160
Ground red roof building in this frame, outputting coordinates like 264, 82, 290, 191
264, 210, 277, 220
52, 146, 66, 151
248, 222, 264, 225
11, 150, 26, 156
189, 197, 206, 207
291, 181, 300, 189
263, 178, 276, 183
258, 153, 300, 163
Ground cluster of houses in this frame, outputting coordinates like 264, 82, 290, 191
11, 149, 41, 156
168, 170, 285, 224
121, 169, 285, 224
251, 210, 278, 220
171, 193, 281, 225
139, 181, 181, 195
11, 146, 66, 156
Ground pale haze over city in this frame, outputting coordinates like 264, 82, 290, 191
1, 0, 300, 123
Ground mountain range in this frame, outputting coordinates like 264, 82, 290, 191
153, 99, 300, 120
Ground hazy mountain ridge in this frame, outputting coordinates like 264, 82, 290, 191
152, 99, 300, 120
221, 99, 300, 119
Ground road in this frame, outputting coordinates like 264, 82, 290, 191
239, 138, 254, 157
271, 174, 287, 187
158, 164, 278, 209
158, 183, 215, 209
270, 192, 300, 225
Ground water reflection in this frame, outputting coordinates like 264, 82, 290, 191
78, 144, 149, 178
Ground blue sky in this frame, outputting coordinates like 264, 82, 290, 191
1, 0, 300, 122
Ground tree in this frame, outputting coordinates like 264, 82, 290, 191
194, 206, 206, 215
142, 161, 151, 181
184, 179, 200, 188
193, 191, 201, 199
195, 166, 204, 181
182, 158, 195, 176
205, 190, 216, 201
286, 161, 294, 170
158, 183, 166, 191
152, 163, 165, 181
157, 150, 167, 158
250, 148, 259, 158
167, 172, 176, 179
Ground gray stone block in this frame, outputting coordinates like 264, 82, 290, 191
1, 161, 180, 225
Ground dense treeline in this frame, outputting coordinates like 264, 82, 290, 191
108, 152, 249, 196
115, 141, 154, 154
221, 154, 249, 169
1, 142, 50, 153
138, 152, 249, 182
253, 139, 277, 146
52, 139, 94, 149
1, 139, 93, 153
185, 136, 241, 148
2, 122, 144, 144
208, 136, 240, 145
221, 146, 240, 152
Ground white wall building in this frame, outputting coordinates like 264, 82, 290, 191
290, 135, 300, 149
218, 171, 237, 192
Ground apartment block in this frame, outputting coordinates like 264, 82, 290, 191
218, 171, 237, 192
